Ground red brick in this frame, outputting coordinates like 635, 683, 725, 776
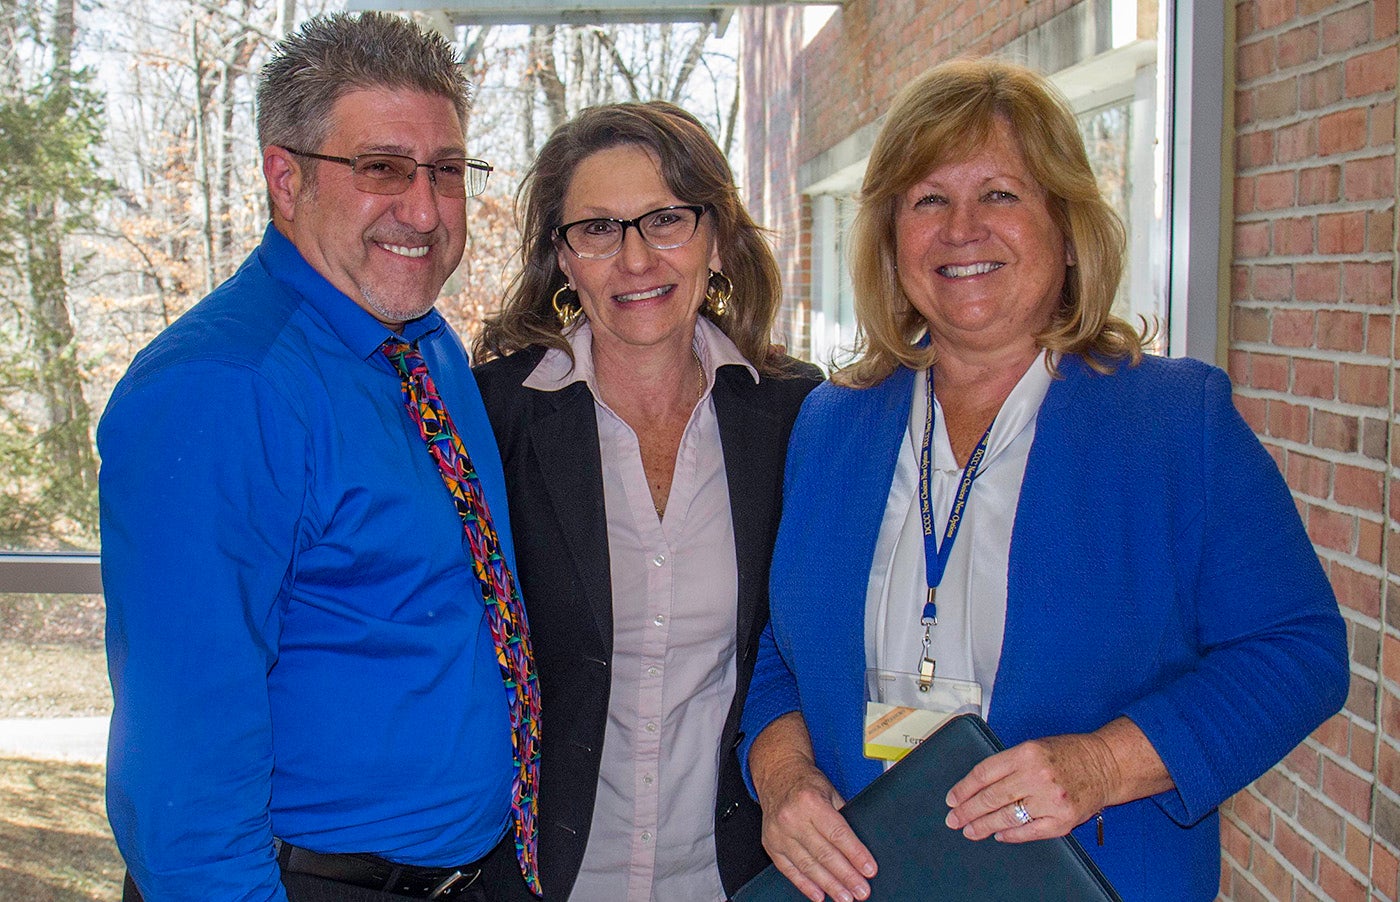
1313, 409, 1359, 452
1276, 118, 1317, 162
1379, 0, 1399, 39
1257, 169, 1298, 209
1319, 107, 1369, 156
1237, 393, 1267, 432
1365, 312, 1392, 356
1316, 309, 1365, 351
1339, 363, 1390, 406
1235, 174, 1257, 214
1334, 462, 1383, 510
1298, 789, 1345, 851
1367, 208, 1395, 254
1222, 815, 1254, 865
1357, 517, 1383, 565
1269, 398, 1312, 444
1286, 451, 1331, 498
1255, 0, 1294, 31
1237, 1, 1260, 41
1273, 308, 1316, 346
1252, 264, 1294, 301
1345, 155, 1396, 201
1233, 787, 1273, 838
1328, 562, 1382, 618
1323, 3, 1374, 55
1373, 841, 1399, 901
1229, 348, 1252, 385
1284, 741, 1323, 787
1386, 635, 1400, 694
1273, 816, 1319, 878
1250, 837, 1295, 899
1296, 262, 1342, 302
1315, 713, 1351, 757
1277, 22, 1320, 68
1253, 352, 1290, 391
1237, 130, 1274, 169
1299, 164, 1342, 203
1374, 100, 1397, 149
1274, 215, 1316, 254
1323, 758, 1374, 821
1343, 261, 1394, 306
1318, 854, 1368, 902
1347, 722, 1374, 771
1300, 62, 1346, 110
1346, 46, 1399, 97
1318, 210, 1368, 254
1307, 504, 1355, 554
1234, 306, 1271, 342
1235, 220, 1271, 258
1294, 358, 1337, 399
1238, 37, 1276, 81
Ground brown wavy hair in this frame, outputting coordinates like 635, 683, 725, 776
474, 101, 789, 375
838, 58, 1147, 387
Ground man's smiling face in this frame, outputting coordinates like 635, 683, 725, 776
272, 87, 468, 329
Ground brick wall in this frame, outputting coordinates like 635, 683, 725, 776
1226, 1, 1398, 899
742, 0, 1400, 898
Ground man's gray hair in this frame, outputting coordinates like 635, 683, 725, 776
256, 12, 471, 156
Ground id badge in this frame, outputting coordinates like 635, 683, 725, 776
863, 668, 982, 762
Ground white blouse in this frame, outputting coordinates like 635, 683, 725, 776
864, 352, 1053, 717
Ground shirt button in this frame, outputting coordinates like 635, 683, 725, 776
641, 831, 653, 843
645, 722, 658, 734
643, 773, 655, 785
647, 665, 660, 677
653, 614, 666, 626
652, 553, 666, 567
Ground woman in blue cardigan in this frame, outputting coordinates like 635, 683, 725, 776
740, 59, 1349, 902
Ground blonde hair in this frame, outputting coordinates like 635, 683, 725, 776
839, 58, 1146, 387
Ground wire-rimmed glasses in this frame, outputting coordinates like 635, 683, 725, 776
279, 147, 492, 198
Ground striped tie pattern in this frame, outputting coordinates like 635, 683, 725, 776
381, 338, 542, 896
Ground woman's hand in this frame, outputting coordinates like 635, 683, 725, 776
944, 717, 1173, 843
750, 713, 877, 902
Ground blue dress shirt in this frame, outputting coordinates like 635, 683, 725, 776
100, 224, 516, 902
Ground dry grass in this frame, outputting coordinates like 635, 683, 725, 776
0, 594, 122, 899
0, 756, 123, 901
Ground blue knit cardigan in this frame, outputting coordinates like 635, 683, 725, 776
740, 353, 1348, 901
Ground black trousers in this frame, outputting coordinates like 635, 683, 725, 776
121, 834, 534, 902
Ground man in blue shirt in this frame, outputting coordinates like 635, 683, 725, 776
100, 13, 535, 902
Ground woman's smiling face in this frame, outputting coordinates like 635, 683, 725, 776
555, 144, 721, 359
894, 116, 1072, 362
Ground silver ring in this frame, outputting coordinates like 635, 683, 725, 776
1011, 801, 1032, 825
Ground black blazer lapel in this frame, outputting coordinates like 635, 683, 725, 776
525, 382, 615, 654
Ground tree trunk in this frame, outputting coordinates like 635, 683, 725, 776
23, 0, 97, 522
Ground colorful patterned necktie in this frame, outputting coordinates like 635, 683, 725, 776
381, 338, 542, 896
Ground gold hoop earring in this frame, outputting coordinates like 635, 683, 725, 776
552, 283, 581, 328
705, 270, 732, 318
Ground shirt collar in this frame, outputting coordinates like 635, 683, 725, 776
914, 349, 1055, 473
255, 223, 446, 360
523, 315, 759, 398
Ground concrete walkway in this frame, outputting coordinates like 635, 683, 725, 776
0, 716, 108, 763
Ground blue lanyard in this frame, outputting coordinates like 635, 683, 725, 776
918, 367, 993, 628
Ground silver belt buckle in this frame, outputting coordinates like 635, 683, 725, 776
428, 867, 481, 899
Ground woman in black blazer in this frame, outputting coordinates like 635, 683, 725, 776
473, 101, 820, 902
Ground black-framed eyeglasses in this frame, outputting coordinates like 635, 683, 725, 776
553, 204, 708, 260
279, 147, 492, 198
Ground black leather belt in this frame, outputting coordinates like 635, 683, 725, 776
275, 839, 489, 899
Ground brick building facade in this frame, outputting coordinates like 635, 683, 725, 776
739, 1, 1399, 898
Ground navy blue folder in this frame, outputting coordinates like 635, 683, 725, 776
730, 713, 1122, 901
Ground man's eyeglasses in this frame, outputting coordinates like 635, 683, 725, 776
279, 147, 492, 198
554, 205, 708, 260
